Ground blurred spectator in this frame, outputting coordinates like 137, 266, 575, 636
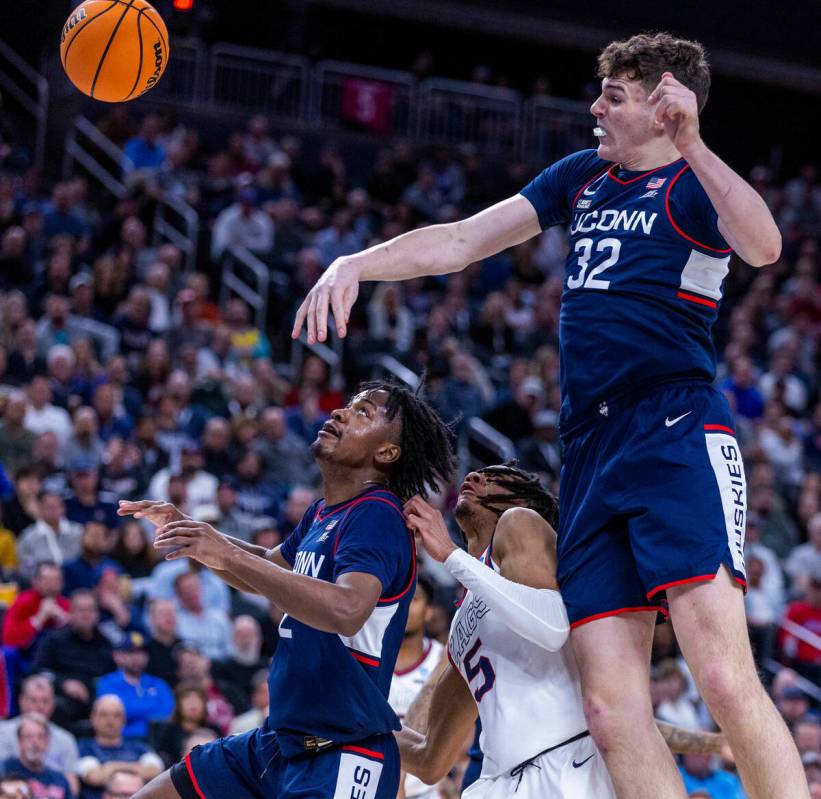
172, 573, 232, 661
148, 560, 229, 616
0, 392, 36, 475
1, 715, 73, 799
482, 376, 544, 443
367, 283, 415, 354
64, 467, 118, 531
720, 356, 764, 420
62, 522, 120, 595
0, 677, 79, 784
251, 407, 316, 490
146, 442, 217, 511
780, 570, 821, 683
2, 563, 69, 650
744, 554, 780, 663
277, 486, 316, 537
201, 479, 252, 541
31, 590, 115, 725
228, 670, 268, 736
113, 289, 154, 368
23, 378, 71, 448
200, 418, 235, 481
210, 189, 274, 261
517, 409, 561, 480
75, 695, 162, 799
431, 349, 494, 431
144, 600, 180, 689
179, 729, 216, 760
63, 412, 104, 475
43, 182, 90, 250
224, 299, 270, 366
230, 450, 278, 520
212, 617, 266, 711
123, 116, 166, 175
314, 210, 363, 268
16, 494, 83, 580
110, 522, 156, 582
149, 684, 219, 768
172, 647, 237, 737
786, 513, 821, 595
679, 753, 745, 798
1, 466, 40, 536
652, 659, 700, 731
101, 770, 143, 799
95, 634, 174, 740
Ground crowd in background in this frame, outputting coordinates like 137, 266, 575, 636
0, 100, 820, 799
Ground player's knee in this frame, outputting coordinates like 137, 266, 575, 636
695, 660, 756, 723
582, 691, 653, 751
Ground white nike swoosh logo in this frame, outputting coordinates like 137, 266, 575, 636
665, 411, 692, 427
583, 174, 607, 196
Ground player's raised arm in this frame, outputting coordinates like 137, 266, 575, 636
396, 663, 478, 785
292, 195, 541, 344
649, 71, 781, 267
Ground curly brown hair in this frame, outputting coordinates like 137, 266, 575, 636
597, 32, 711, 113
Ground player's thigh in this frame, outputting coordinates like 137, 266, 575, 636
133, 769, 181, 799
571, 612, 656, 709
667, 565, 758, 694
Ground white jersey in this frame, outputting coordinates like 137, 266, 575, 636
389, 638, 444, 799
447, 548, 589, 779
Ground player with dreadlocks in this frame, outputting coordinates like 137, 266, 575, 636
398, 465, 730, 798
118, 381, 455, 799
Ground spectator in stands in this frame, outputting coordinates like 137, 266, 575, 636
787, 513, 821, 595
0, 676, 79, 787
277, 485, 316, 537
6, 320, 44, 388
64, 466, 118, 531
75, 695, 162, 799
202, 479, 251, 541
62, 412, 104, 475
720, 355, 765, 420
230, 450, 278, 520
149, 684, 219, 768
101, 770, 144, 799
172, 572, 232, 661
0, 466, 40, 536
679, 752, 745, 799
123, 115, 166, 175
172, 647, 237, 736
778, 686, 812, 730
91, 386, 132, 446
744, 553, 780, 663
200, 418, 235, 481
179, 729, 216, 760
482, 375, 544, 443
62, 522, 120, 594
144, 600, 179, 689
32, 590, 114, 726
0, 392, 36, 475
146, 440, 216, 511
164, 293, 211, 362
148, 558, 229, 615
16, 493, 83, 580
794, 719, 821, 757
431, 348, 493, 431
210, 188, 274, 261
112, 289, 154, 368
2, 562, 69, 651
213, 617, 266, 711
23, 378, 71, 449
251, 407, 316, 489
2, 715, 73, 799
748, 463, 801, 558
228, 670, 268, 736
651, 659, 701, 731
43, 182, 90, 250
780, 569, 821, 683
95, 633, 174, 740
223, 299, 271, 367
110, 522, 155, 582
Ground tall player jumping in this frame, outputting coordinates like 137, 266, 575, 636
119, 382, 455, 799
294, 32, 806, 799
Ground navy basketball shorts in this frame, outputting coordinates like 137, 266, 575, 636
557, 379, 747, 628
171, 723, 400, 799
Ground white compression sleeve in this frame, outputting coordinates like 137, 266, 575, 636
443, 548, 569, 652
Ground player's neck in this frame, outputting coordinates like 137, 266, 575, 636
463, 519, 496, 559
396, 631, 426, 670
320, 466, 385, 506
620, 142, 681, 172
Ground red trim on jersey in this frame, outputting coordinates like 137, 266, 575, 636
378, 528, 417, 604
342, 745, 385, 761
571, 164, 611, 209
570, 605, 665, 630
350, 650, 381, 667
184, 754, 207, 799
447, 646, 459, 671
319, 489, 401, 524
677, 291, 718, 308
606, 159, 681, 186
394, 640, 433, 677
648, 571, 747, 598
704, 423, 735, 435
665, 165, 733, 254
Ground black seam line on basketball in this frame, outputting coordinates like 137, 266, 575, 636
139, 10, 169, 67
90, 0, 138, 99
123, 9, 145, 101
62, 0, 120, 72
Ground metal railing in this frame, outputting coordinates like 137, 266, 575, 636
370, 355, 421, 389
313, 60, 417, 138
63, 116, 199, 270
149, 37, 207, 107
418, 78, 522, 157
291, 330, 343, 388
210, 44, 310, 121
0, 40, 49, 172
524, 96, 593, 165
220, 246, 274, 329
779, 615, 821, 656
762, 659, 821, 703
463, 416, 517, 472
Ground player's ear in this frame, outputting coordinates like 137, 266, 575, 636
374, 442, 401, 466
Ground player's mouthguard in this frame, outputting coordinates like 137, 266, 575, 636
594, 127, 606, 137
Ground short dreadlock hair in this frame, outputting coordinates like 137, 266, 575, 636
356, 380, 456, 501
475, 462, 558, 529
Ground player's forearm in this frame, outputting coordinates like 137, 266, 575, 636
222, 544, 363, 634
346, 222, 470, 282
404, 653, 449, 732
655, 720, 725, 755
683, 140, 781, 266
395, 727, 440, 785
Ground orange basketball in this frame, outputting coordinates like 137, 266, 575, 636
60, 0, 170, 103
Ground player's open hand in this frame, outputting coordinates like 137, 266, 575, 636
291, 255, 361, 344
404, 496, 457, 563
647, 72, 701, 156
154, 519, 233, 570
118, 500, 188, 529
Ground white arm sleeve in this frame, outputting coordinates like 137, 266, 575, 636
443, 548, 569, 652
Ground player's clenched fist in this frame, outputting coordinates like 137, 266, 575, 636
291, 255, 361, 344
404, 496, 458, 563
647, 71, 702, 156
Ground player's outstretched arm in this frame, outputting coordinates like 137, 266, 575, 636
153, 518, 382, 635
406, 500, 570, 652
403, 649, 451, 734
655, 720, 730, 757
292, 195, 541, 344
648, 72, 781, 267
396, 663, 478, 786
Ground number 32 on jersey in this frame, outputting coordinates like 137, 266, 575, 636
567, 237, 621, 290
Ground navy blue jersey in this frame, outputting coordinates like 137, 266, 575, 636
269, 486, 415, 757
520, 149, 732, 429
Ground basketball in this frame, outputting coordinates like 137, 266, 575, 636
60, 0, 170, 103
